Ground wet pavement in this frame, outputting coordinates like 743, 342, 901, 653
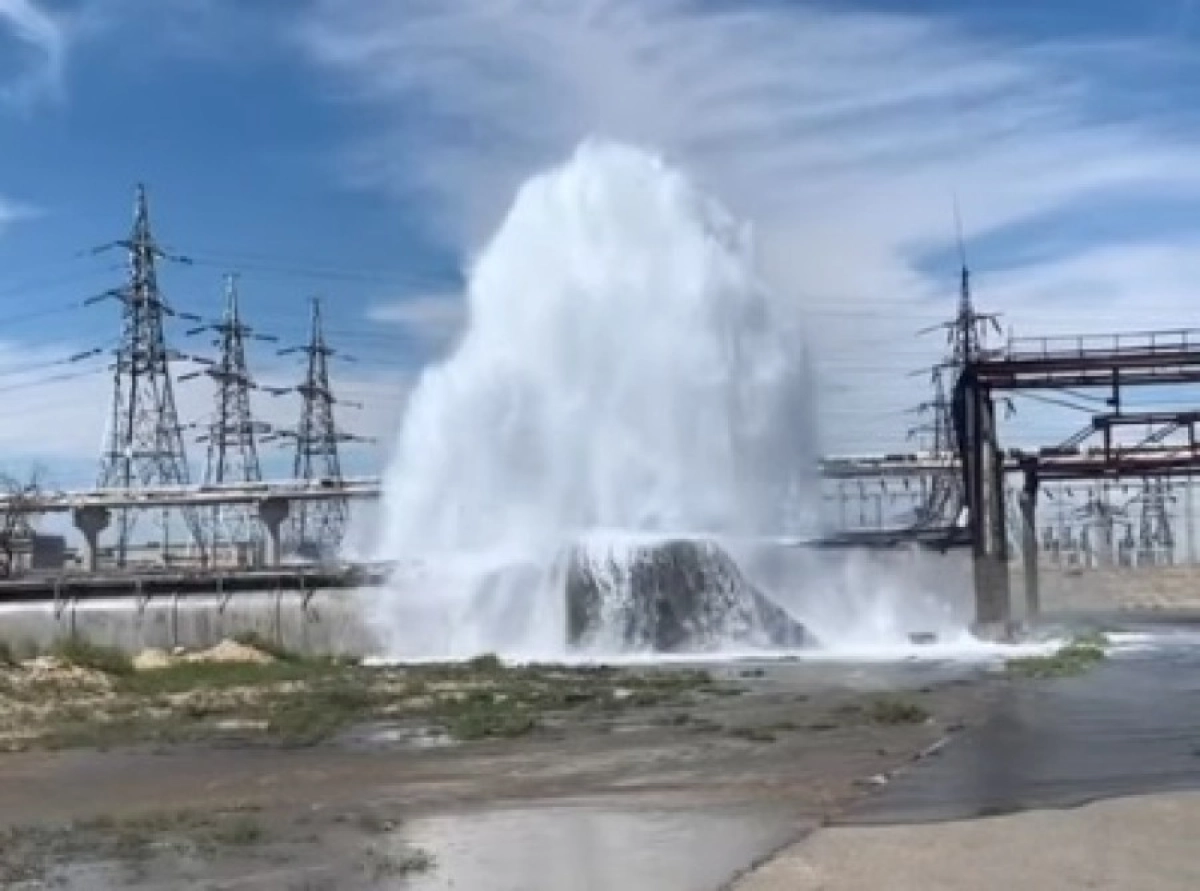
842, 625, 1200, 825
400, 800, 799, 891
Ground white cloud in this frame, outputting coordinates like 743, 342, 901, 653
0, 0, 66, 105
298, 0, 1200, 454
366, 292, 466, 348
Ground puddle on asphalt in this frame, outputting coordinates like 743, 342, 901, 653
399, 803, 798, 891
842, 624, 1200, 825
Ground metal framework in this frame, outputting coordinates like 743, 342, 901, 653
95, 185, 205, 566
274, 298, 366, 560
184, 274, 275, 565
0, 479, 382, 514
956, 327, 1200, 625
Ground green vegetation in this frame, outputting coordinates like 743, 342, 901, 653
1006, 634, 1109, 679
51, 636, 134, 676
207, 814, 264, 847
265, 683, 377, 746
0, 634, 716, 751
865, 697, 931, 725
0, 808, 273, 886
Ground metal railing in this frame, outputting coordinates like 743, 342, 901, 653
1003, 328, 1200, 362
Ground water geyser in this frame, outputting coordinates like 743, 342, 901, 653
369, 139, 819, 660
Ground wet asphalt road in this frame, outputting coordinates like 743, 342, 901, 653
843, 624, 1200, 825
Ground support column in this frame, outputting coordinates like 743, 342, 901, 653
257, 498, 289, 568
72, 506, 111, 573
956, 370, 1011, 636
1019, 464, 1040, 622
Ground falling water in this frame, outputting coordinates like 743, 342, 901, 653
368, 139, 939, 660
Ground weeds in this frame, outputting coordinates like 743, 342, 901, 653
51, 636, 134, 676
443, 703, 537, 741
1007, 637, 1107, 679
865, 698, 930, 725
266, 684, 377, 746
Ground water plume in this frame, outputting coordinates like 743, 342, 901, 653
368, 139, 822, 659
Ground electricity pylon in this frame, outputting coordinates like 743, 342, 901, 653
93, 184, 205, 567
182, 273, 275, 565
272, 297, 369, 561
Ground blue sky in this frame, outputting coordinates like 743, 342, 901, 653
4, 0, 1200, 488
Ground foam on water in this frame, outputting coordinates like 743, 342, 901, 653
367, 139, 970, 661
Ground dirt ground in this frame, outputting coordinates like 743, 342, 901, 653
0, 644, 999, 890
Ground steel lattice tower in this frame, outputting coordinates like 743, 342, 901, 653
96, 184, 205, 567
276, 298, 364, 560
184, 274, 274, 565
909, 202, 1003, 529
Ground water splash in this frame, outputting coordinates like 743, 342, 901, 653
367, 140, 820, 659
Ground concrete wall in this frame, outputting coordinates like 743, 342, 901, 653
0, 588, 378, 657
1012, 563, 1200, 617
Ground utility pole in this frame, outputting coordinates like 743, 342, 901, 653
273, 297, 368, 561
93, 184, 205, 568
183, 274, 275, 566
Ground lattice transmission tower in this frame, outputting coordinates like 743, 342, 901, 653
273, 298, 368, 561
182, 274, 276, 565
909, 200, 1004, 529
94, 184, 205, 567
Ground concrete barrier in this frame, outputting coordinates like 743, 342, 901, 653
0, 588, 377, 657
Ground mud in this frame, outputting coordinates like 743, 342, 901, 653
0, 658, 994, 890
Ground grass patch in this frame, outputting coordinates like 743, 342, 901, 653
265, 683, 377, 745
865, 697, 930, 725
7, 655, 714, 752
207, 814, 264, 847
121, 658, 335, 695
1007, 638, 1107, 679
51, 636, 134, 676
443, 703, 537, 741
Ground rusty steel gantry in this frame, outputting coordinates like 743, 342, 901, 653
955, 328, 1200, 630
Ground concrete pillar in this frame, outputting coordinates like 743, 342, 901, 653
258, 498, 289, 568
72, 506, 111, 573
1019, 467, 1040, 622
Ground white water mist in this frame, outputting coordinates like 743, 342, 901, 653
367, 139, 962, 661
366, 140, 819, 658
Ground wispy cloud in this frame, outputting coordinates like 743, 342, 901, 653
299, 0, 1200, 452
366, 292, 466, 351
0, 0, 66, 106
